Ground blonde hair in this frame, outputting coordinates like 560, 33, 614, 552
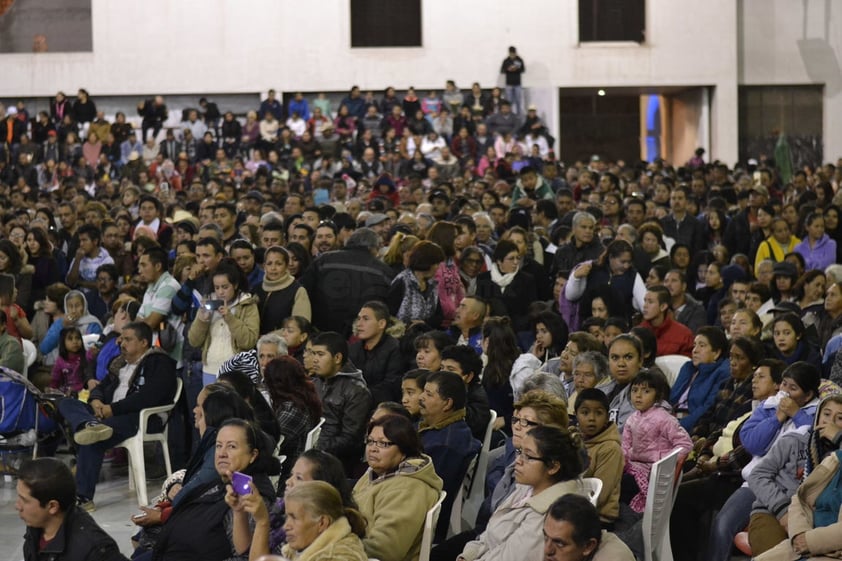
383, 232, 420, 266
514, 390, 569, 429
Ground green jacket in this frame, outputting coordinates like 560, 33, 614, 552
353, 454, 444, 561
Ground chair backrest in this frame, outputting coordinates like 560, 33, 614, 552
419, 490, 446, 561
459, 410, 498, 530
21, 339, 37, 368
641, 448, 681, 561
653, 355, 691, 387
82, 334, 100, 351
305, 416, 326, 451
581, 477, 603, 507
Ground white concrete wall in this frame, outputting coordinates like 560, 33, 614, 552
740, 0, 842, 161
0, 0, 740, 161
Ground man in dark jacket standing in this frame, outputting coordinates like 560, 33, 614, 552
58, 322, 177, 510
18, 458, 127, 561
301, 228, 395, 337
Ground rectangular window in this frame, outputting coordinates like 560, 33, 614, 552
351, 0, 422, 47
738, 85, 823, 170
579, 0, 645, 43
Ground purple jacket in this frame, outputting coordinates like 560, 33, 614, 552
622, 405, 693, 464
795, 234, 837, 272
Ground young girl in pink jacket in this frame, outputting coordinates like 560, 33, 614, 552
622, 369, 693, 512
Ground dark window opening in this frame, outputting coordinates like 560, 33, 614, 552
351, 0, 422, 48
579, 0, 645, 43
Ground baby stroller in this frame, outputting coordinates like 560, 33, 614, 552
0, 366, 61, 475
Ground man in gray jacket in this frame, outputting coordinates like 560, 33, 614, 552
664, 269, 707, 334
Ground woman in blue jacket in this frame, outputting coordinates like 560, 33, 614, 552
670, 326, 731, 431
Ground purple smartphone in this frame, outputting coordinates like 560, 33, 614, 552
231, 471, 253, 495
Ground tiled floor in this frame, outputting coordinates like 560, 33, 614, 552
0, 454, 161, 561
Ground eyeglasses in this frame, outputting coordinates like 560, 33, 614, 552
514, 448, 547, 463
365, 439, 396, 449
511, 416, 540, 428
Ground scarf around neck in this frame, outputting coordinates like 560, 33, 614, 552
490, 263, 517, 293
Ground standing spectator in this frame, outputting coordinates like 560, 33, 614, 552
301, 228, 394, 337
137, 95, 168, 142
500, 46, 526, 114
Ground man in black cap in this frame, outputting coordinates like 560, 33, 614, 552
429, 189, 451, 220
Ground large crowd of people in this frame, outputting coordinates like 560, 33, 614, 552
5, 81, 842, 561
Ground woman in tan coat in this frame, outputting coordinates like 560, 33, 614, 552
281, 481, 369, 561
189, 259, 259, 386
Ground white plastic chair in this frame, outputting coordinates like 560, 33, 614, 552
115, 378, 182, 506
305, 417, 325, 451
460, 410, 498, 529
419, 490, 446, 561
654, 355, 691, 387
448, 455, 476, 537
582, 477, 603, 507
82, 334, 100, 351
21, 339, 36, 368
641, 448, 681, 561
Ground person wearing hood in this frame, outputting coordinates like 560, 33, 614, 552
700, 361, 821, 561
753, 394, 842, 561
188, 259, 259, 386
795, 212, 837, 272
746, 394, 842, 556
40, 288, 103, 364
353, 414, 443, 561
310, 331, 374, 475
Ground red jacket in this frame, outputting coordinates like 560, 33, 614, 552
640, 315, 694, 357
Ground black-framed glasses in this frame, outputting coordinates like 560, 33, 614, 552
514, 448, 547, 463
365, 439, 396, 449
511, 416, 540, 428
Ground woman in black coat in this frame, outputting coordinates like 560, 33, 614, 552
476, 239, 535, 332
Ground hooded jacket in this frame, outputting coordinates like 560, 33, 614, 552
795, 234, 837, 272
623, 404, 693, 465
748, 424, 811, 520
755, 451, 842, 561
353, 455, 443, 561
583, 422, 623, 522
313, 365, 374, 471
39, 290, 104, 362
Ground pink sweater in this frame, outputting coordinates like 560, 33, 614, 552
622, 405, 693, 465
50, 354, 85, 393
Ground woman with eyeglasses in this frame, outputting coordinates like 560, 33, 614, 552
431, 390, 568, 561
352, 414, 443, 561
456, 425, 586, 561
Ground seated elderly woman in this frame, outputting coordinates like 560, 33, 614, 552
140, 419, 279, 561
457, 425, 587, 561
280, 481, 369, 561
353, 414, 443, 561
228, 448, 357, 560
